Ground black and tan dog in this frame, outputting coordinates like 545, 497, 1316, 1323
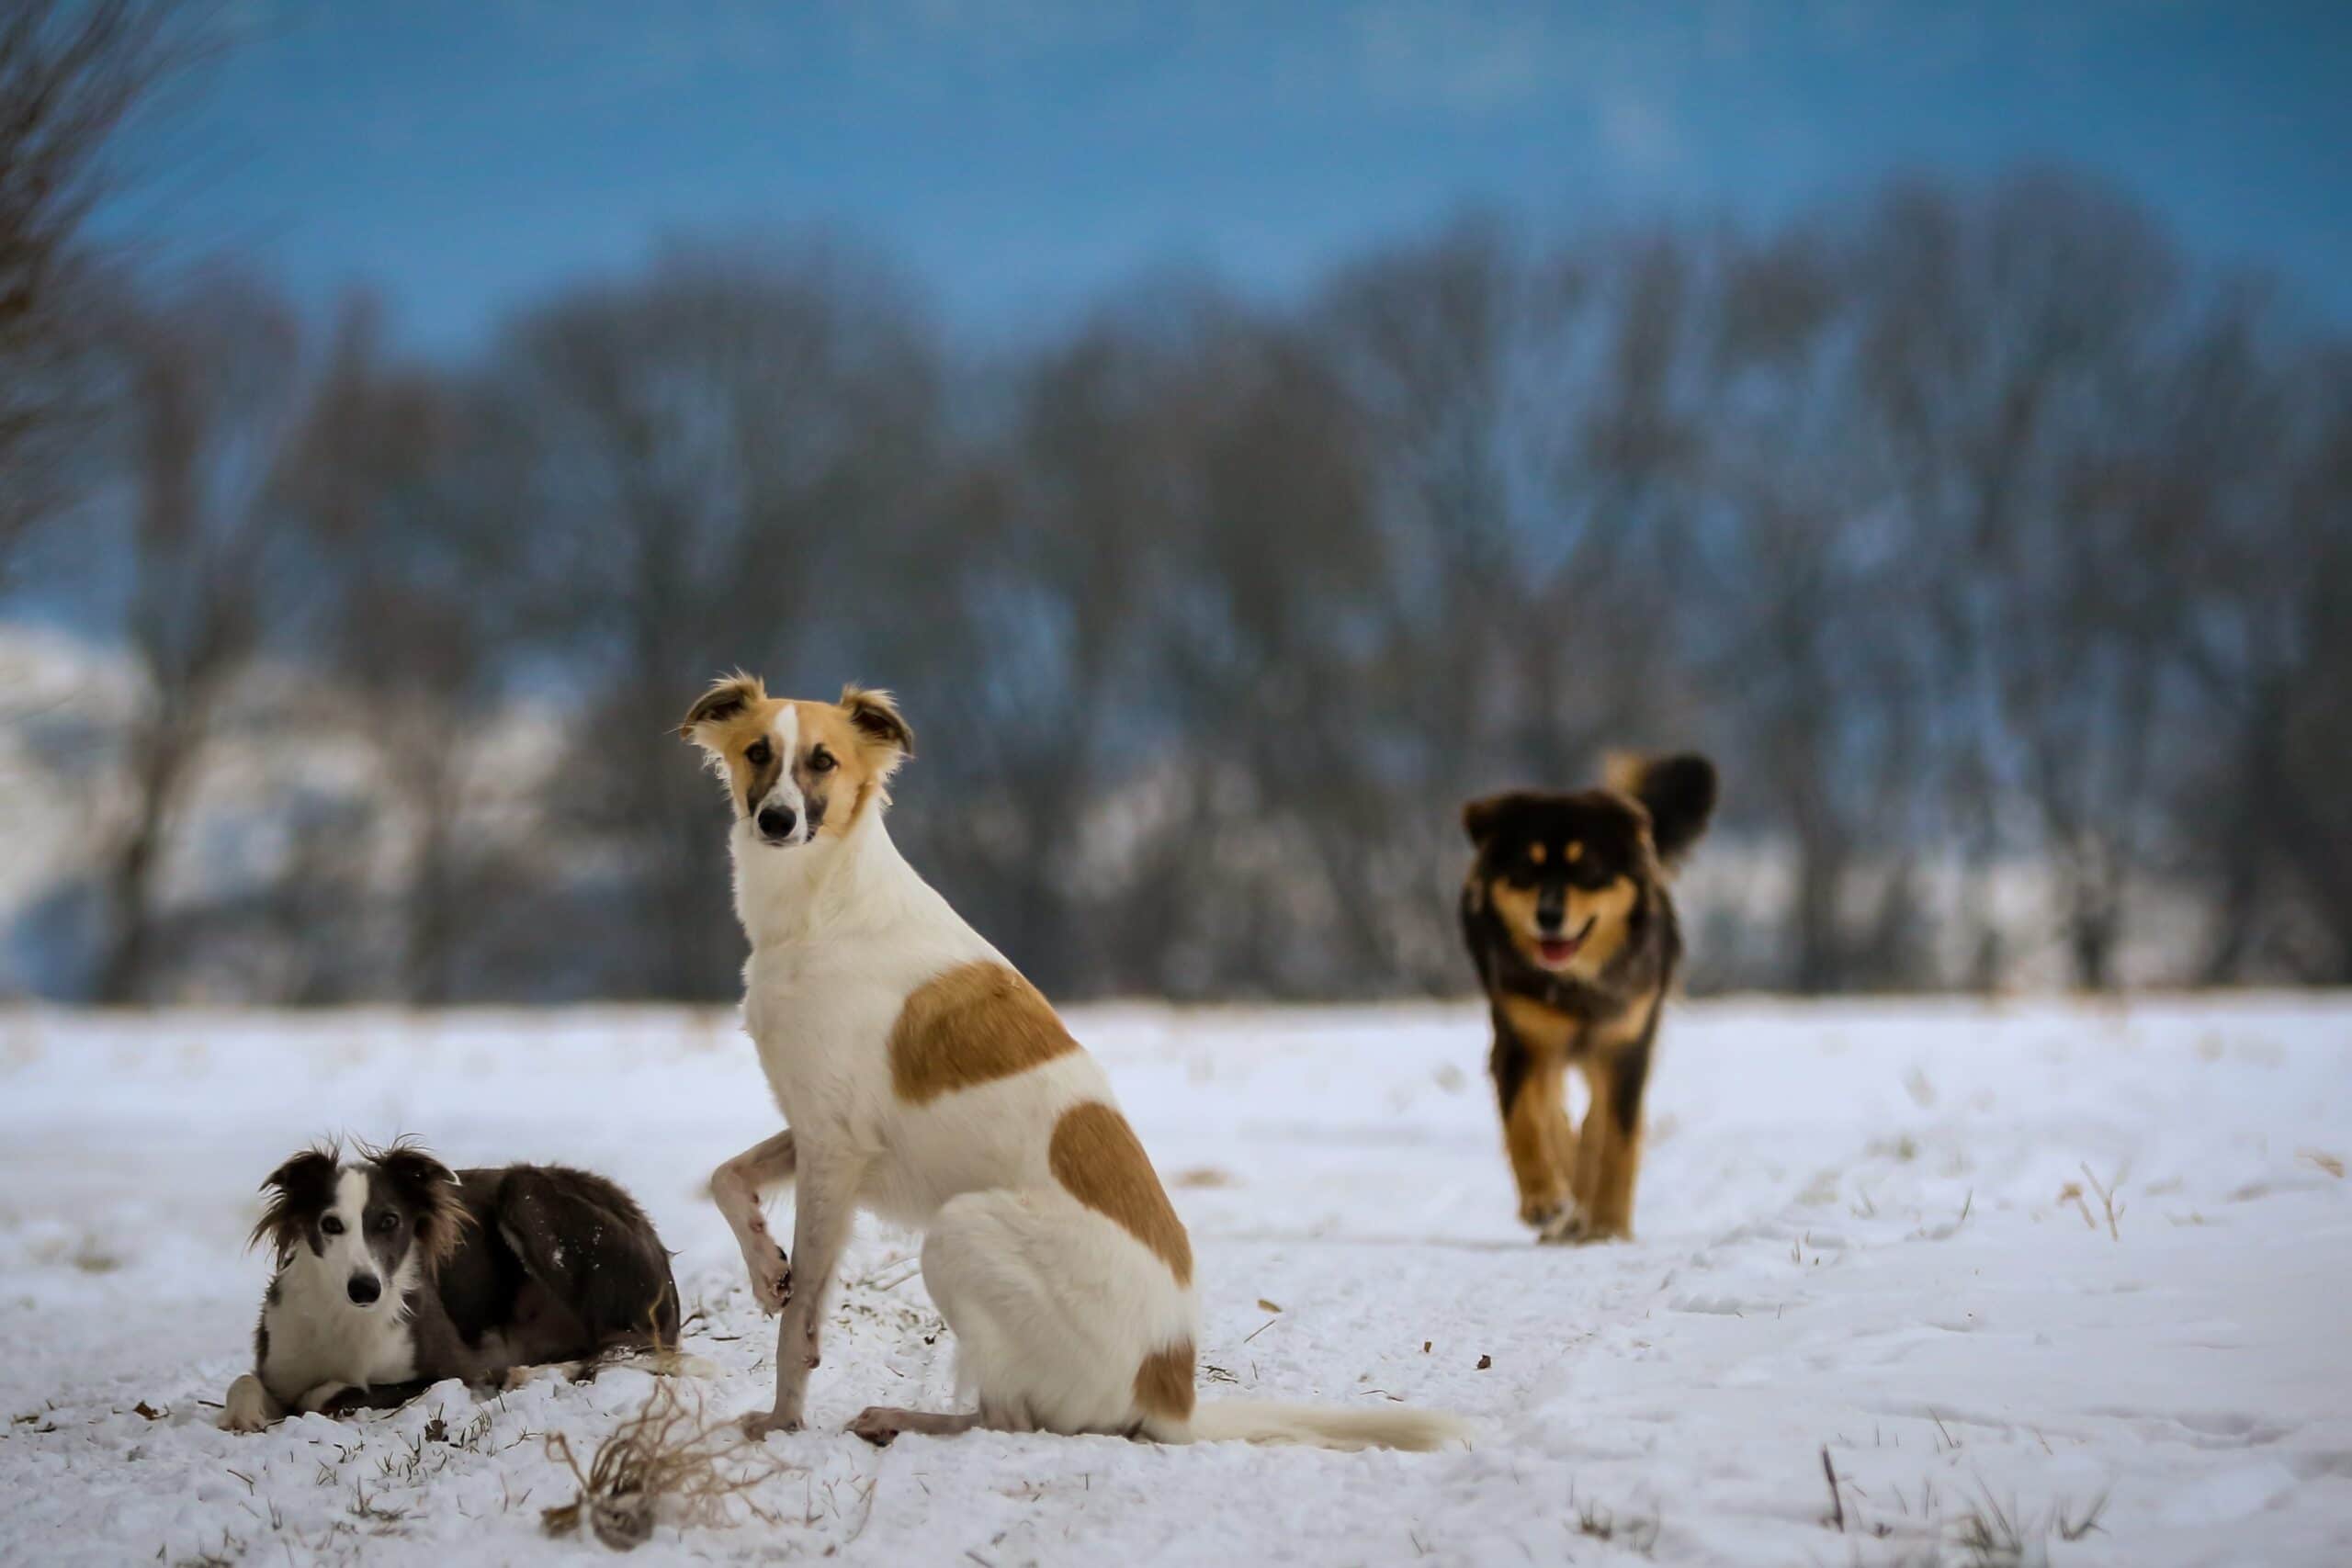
1460, 755, 1716, 1244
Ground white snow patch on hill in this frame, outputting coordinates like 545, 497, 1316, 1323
1, 997, 2346, 1565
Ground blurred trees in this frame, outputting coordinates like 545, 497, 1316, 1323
88, 273, 309, 1003
16, 170, 2350, 1002
0, 0, 187, 569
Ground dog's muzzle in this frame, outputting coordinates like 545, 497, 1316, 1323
346, 1273, 382, 1307
755, 805, 798, 844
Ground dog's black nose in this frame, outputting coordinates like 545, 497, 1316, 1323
347, 1274, 382, 1306
756, 806, 797, 840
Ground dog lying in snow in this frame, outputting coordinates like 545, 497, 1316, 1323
682, 674, 1465, 1450
221, 1140, 680, 1431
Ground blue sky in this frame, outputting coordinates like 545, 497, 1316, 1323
103, 0, 2351, 355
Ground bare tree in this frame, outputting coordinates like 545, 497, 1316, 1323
0, 0, 189, 568
486, 241, 943, 998
89, 271, 304, 1002
273, 297, 516, 1002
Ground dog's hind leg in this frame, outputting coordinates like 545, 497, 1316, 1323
711, 1130, 796, 1315
494, 1168, 681, 1350
889, 1188, 1164, 1440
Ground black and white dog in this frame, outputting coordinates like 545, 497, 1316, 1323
223, 1140, 680, 1430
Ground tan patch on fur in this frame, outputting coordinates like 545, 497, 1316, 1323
888, 962, 1080, 1105
1526, 841, 1546, 864
1049, 1101, 1193, 1286
1487, 878, 1541, 948
1496, 874, 1637, 977
1566, 840, 1584, 863
679, 674, 910, 833
1501, 987, 1651, 1061
684, 686, 791, 818
1499, 992, 1577, 1056
1132, 1339, 1195, 1421
1502, 1056, 1574, 1224
1601, 750, 1647, 797
787, 699, 889, 838
1586, 994, 1656, 1056
1572, 1053, 1643, 1239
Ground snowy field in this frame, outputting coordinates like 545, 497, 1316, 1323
2, 997, 2347, 1567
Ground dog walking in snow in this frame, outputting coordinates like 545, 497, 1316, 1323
683, 674, 1464, 1450
1459, 755, 1717, 1244
222, 1139, 679, 1430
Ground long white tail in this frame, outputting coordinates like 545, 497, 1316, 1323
1180, 1398, 1471, 1452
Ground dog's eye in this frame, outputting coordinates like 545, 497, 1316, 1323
371, 1212, 399, 1235
744, 739, 772, 766
321, 1215, 345, 1235
808, 747, 836, 773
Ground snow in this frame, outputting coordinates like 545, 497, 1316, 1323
2, 996, 2347, 1566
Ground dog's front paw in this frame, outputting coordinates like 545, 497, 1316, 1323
846, 1407, 902, 1448
741, 1407, 801, 1441
221, 1375, 275, 1433
1521, 1197, 1568, 1231
744, 1244, 793, 1315
1538, 1206, 1630, 1246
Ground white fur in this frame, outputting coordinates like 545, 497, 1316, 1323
752, 708, 812, 844
709, 739, 1467, 1450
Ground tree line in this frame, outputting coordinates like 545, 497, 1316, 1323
6, 108, 2347, 1003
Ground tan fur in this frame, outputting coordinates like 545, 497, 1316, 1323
1600, 750, 1647, 797
788, 699, 893, 838
1572, 1052, 1643, 1239
1048, 1101, 1193, 1287
1493, 873, 1638, 977
1495, 988, 1660, 1234
888, 962, 1082, 1106
1499, 992, 1577, 1056
678, 674, 904, 836
1131, 1339, 1196, 1421
1501, 1055, 1575, 1224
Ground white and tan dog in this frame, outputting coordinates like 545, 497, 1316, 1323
683, 674, 1464, 1450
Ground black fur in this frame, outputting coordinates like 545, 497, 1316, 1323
1621, 754, 1717, 865
680, 671, 763, 735
434, 1164, 682, 1357
839, 683, 913, 757
251, 1145, 340, 1265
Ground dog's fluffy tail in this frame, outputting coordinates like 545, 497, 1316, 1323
1175, 1398, 1471, 1452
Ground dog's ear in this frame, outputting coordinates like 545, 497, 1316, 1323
679, 671, 764, 741
1462, 792, 1526, 849
370, 1139, 470, 1273
250, 1145, 339, 1265
839, 684, 913, 771
1605, 752, 1717, 867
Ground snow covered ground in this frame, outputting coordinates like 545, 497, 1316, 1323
2, 996, 2347, 1566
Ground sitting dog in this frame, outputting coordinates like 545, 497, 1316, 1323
222, 1140, 679, 1430
682, 674, 1463, 1450
1460, 755, 1717, 1244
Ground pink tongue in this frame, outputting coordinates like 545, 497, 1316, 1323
1540, 939, 1578, 963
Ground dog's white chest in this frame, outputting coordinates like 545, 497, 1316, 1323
258, 1271, 419, 1404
